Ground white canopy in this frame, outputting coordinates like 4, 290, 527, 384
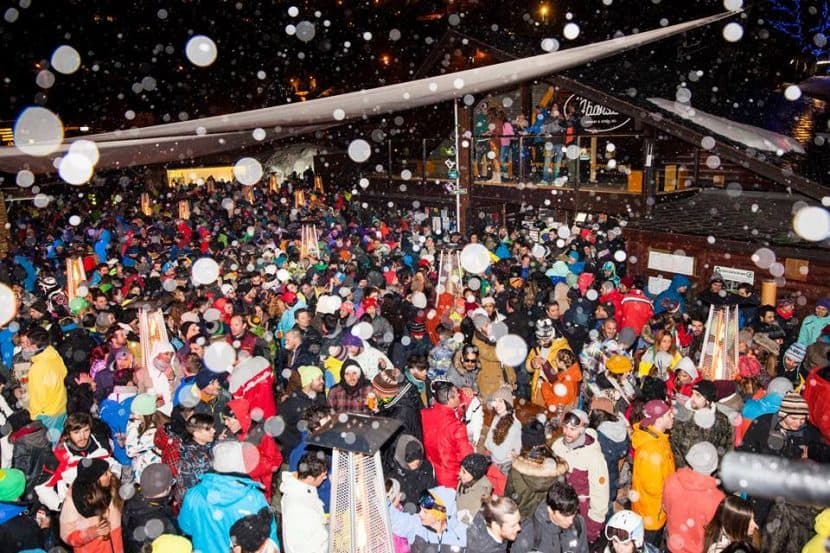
2, 11, 734, 175
647, 97, 806, 154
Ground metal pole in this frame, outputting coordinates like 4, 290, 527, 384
454, 100, 461, 233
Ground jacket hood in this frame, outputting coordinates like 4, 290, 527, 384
10, 421, 50, 449
393, 433, 423, 469
0, 502, 26, 525
32, 345, 62, 363
227, 398, 253, 434
197, 472, 263, 507
669, 275, 690, 290
631, 423, 667, 449
597, 418, 628, 443
428, 486, 458, 515
511, 455, 569, 490
279, 470, 318, 497
673, 467, 720, 492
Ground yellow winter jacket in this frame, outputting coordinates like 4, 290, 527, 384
631, 422, 675, 530
803, 509, 830, 553
27, 345, 68, 418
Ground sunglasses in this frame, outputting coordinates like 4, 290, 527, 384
605, 525, 632, 543
418, 492, 446, 513
463, 358, 477, 363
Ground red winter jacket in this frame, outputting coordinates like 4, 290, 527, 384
229, 356, 278, 420
599, 289, 624, 320
421, 403, 473, 488
663, 468, 725, 553
804, 367, 830, 443
227, 398, 283, 500
620, 290, 654, 336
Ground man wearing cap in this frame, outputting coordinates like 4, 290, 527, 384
278, 365, 327, 459
780, 341, 808, 389
123, 463, 180, 553
551, 408, 609, 543
669, 380, 732, 470
738, 390, 825, 524
797, 298, 830, 346
343, 331, 392, 381
388, 485, 468, 550
371, 367, 423, 441
662, 442, 725, 553
230, 506, 280, 553
631, 399, 676, 545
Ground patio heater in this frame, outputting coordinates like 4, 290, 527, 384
435, 249, 464, 305
140, 193, 152, 217
698, 305, 739, 380
308, 414, 401, 553
137, 304, 170, 372
178, 200, 190, 220
300, 224, 320, 259
65, 257, 87, 303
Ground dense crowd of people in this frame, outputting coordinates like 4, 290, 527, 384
0, 173, 828, 553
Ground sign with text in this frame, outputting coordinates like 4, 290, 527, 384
564, 94, 632, 134
713, 265, 755, 285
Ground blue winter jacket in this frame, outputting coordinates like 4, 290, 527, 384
13, 256, 37, 292
653, 275, 691, 314
99, 393, 135, 465
94, 229, 111, 262
742, 393, 784, 421
178, 472, 278, 553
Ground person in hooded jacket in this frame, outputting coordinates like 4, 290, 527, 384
551, 408, 610, 543
122, 463, 180, 553
505, 442, 569, 521
325, 359, 372, 414
620, 285, 654, 338
670, 381, 732, 468
653, 275, 690, 316
384, 433, 436, 506
662, 442, 725, 553
280, 452, 328, 553
372, 367, 424, 442
0, 467, 45, 553
178, 441, 278, 553
666, 357, 701, 401
388, 486, 468, 552
5, 410, 55, 498
589, 398, 630, 518
455, 453, 493, 522
465, 496, 522, 553
221, 398, 283, 501
59, 458, 124, 553
512, 479, 589, 553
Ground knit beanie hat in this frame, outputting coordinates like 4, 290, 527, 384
75, 458, 110, 485
768, 377, 794, 397
152, 535, 193, 553
817, 297, 830, 311
806, 343, 830, 370
195, 369, 220, 390
685, 442, 719, 475
752, 333, 780, 357
521, 420, 547, 449
372, 368, 402, 397
784, 342, 807, 363
778, 392, 809, 418
461, 453, 491, 481
131, 393, 158, 416
0, 468, 25, 501
692, 380, 717, 404
489, 384, 514, 406
298, 365, 323, 388
230, 507, 274, 553
738, 355, 762, 379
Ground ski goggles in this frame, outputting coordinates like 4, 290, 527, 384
605, 525, 632, 543
418, 491, 446, 513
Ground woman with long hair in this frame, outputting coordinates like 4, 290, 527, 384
124, 394, 166, 480
638, 329, 681, 379
59, 458, 124, 553
484, 385, 522, 475
703, 496, 758, 553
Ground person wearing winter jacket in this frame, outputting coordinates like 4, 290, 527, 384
122, 463, 179, 553
505, 444, 569, 520
525, 319, 574, 407
620, 287, 653, 338
512, 479, 589, 553
36, 412, 120, 512
551, 408, 609, 543
23, 327, 68, 440
472, 319, 516, 402
173, 414, 215, 507
455, 453, 493, 522
589, 398, 630, 517
631, 400, 676, 545
222, 398, 283, 501
178, 441, 278, 553
663, 442, 725, 553
59, 458, 124, 553
98, 370, 139, 466
373, 367, 424, 442
802, 508, 830, 553
666, 357, 701, 401
421, 381, 473, 489
6, 410, 54, 498
602, 510, 662, 553
228, 355, 277, 421
326, 359, 372, 415
384, 434, 436, 506
279, 452, 328, 553
796, 298, 830, 346
670, 381, 732, 468
803, 364, 830, 443
125, 393, 164, 480
465, 496, 522, 553
388, 486, 468, 552
653, 275, 691, 316
0, 468, 45, 552
483, 386, 522, 474
278, 365, 328, 458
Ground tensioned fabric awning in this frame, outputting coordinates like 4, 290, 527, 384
0, 11, 735, 175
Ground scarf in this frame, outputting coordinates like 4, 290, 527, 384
564, 431, 586, 450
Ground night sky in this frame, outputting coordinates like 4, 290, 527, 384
0, 0, 825, 137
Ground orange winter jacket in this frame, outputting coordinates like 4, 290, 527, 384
540, 362, 582, 409
631, 422, 675, 531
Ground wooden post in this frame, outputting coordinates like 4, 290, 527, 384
457, 104, 473, 235
0, 191, 9, 259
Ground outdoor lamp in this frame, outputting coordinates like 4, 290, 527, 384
138, 304, 170, 372
65, 257, 87, 303
699, 305, 739, 380
308, 413, 401, 553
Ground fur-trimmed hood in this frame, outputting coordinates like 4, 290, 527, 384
511, 453, 569, 479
